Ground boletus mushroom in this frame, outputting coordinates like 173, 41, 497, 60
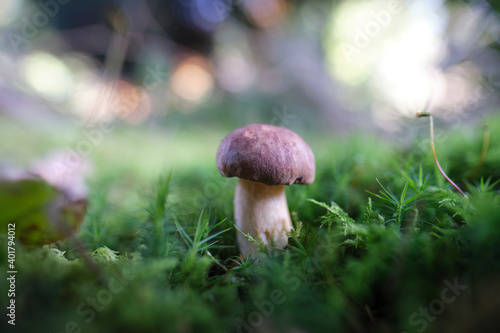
216, 124, 315, 257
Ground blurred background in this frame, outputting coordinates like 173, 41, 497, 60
1, 0, 500, 180
2, 2, 500, 332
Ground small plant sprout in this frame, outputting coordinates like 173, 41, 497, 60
217, 124, 315, 257
416, 112, 468, 198
468, 125, 490, 178
175, 211, 231, 272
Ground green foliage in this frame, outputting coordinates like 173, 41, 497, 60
91, 246, 127, 263
2, 116, 500, 333
368, 180, 423, 231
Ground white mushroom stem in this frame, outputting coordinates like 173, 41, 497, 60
234, 178, 292, 257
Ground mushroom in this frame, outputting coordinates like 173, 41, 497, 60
216, 124, 315, 257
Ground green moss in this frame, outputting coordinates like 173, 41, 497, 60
2, 115, 500, 332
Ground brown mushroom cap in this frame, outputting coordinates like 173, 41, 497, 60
217, 124, 315, 186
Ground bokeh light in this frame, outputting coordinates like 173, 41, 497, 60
0, 0, 23, 27
111, 80, 152, 124
1, 0, 499, 138
196, 0, 231, 24
324, 0, 447, 117
243, 0, 287, 28
173, 0, 231, 32
170, 55, 214, 106
215, 46, 255, 93
71, 78, 151, 124
21, 51, 74, 102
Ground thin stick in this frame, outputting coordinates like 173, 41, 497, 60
469, 126, 490, 178
429, 115, 467, 198
206, 250, 228, 272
